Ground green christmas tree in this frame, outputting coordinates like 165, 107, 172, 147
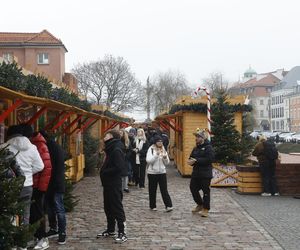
83, 128, 100, 176
0, 147, 35, 249
211, 89, 241, 164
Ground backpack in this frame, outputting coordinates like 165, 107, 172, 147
263, 141, 278, 160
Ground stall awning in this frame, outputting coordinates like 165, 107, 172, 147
155, 112, 183, 132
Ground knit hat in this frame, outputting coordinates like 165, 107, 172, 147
153, 135, 163, 144
193, 128, 206, 139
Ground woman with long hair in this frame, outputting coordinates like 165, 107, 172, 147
132, 128, 148, 188
119, 129, 131, 193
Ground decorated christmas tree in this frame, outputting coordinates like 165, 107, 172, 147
0, 147, 35, 249
211, 89, 241, 164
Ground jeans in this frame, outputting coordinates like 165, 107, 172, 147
19, 186, 33, 225
190, 177, 211, 210
122, 176, 128, 191
47, 192, 66, 235
260, 160, 278, 194
147, 173, 172, 209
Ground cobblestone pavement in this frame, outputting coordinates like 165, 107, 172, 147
49, 165, 283, 250
227, 189, 300, 250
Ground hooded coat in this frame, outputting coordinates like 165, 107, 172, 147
30, 133, 52, 192
189, 140, 215, 178
100, 138, 125, 187
2, 135, 44, 187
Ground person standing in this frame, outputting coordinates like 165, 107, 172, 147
188, 129, 215, 217
146, 135, 173, 212
98, 130, 127, 243
132, 129, 148, 188
41, 131, 67, 245
2, 125, 44, 227
119, 129, 131, 193
21, 124, 52, 250
128, 128, 136, 186
252, 135, 279, 196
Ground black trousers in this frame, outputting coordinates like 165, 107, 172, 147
103, 186, 126, 233
133, 160, 147, 187
260, 160, 278, 194
30, 189, 46, 239
190, 177, 211, 210
148, 173, 172, 209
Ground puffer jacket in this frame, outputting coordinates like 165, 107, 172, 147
189, 140, 215, 178
146, 145, 170, 174
1, 135, 44, 187
31, 133, 52, 192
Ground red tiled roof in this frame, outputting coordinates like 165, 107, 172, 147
250, 87, 269, 97
243, 73, 280, 88
0, 30, 66, 49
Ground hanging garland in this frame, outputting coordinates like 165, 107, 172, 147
169, 102, 252, 114
92, 109, 133, 123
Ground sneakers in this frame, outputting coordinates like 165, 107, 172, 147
165, 207, 173, 212
274, 192, 280, 196
192, 204, 203, 213
34, 238, 49, 250
45, 229, 58, 238
96, 230, 116, 238
58, 233, 66, 245
114, 232, 128, 243
124, 188, 130, 193
199, 208, 209, 217
150, 207, 157, 211
261, 192, 272, 196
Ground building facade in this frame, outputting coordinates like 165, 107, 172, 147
0, 30, 76, 92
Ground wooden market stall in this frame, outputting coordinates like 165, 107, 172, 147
155, 95, 247, 187
0, 86, 118, 182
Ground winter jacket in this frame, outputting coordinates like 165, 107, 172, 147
146, 145, 170, 174
132, 138, 149, 163
31, 133, 52, 192
47, 139, 66, 193
1, 135, 44, 187
252, 141, 268, 163
189, 140, 215, 178
100, 138, 125, 187
120, 138, 130, 177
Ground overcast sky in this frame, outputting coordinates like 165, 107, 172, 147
1, 0, 300, 121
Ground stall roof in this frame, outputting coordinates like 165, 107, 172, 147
0, 86, 112, 120
155, 112, 183, 120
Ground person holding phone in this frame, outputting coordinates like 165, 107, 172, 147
188, 129, 215, 217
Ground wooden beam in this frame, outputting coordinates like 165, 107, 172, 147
26, 106, 47, 125
0, 99, 23, 123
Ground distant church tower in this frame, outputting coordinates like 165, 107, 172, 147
242, 66, 257, 82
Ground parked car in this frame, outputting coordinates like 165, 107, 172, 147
250, 130, 261, 139
269, 131, 283, 141
261, 131, 272, 139
291, 133, 300, 143
279, 132, 295, 142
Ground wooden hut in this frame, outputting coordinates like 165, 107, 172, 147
0, 86, 119, 182
155, 95, 248, 186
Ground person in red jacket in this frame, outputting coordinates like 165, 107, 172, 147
21, 124, 52, 250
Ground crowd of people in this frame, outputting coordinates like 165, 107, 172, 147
6, 122, 264, 246
1, 124, 67, 250
97, 126, 215, 244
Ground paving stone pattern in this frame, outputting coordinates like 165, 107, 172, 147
49, 165, 283, 250
228, 189, 300, 250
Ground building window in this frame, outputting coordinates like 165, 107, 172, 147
260, 110, 264, 118
260, 99, 264, 105
281, 120, 284, 130
3, 52, 13, 63
37, 53, 49, 64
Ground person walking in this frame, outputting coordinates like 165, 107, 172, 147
252, 135, 279, 196
21, 124, 52, 250
146, 135, 173, 212
188, 129, 215, 217
132, 129, 148, 188
98, 130, 127, 243
40, 131, 67, 245
128, 128, 136, 186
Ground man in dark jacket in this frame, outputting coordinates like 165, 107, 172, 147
40, 131, 67, 245
98, 129, 127, 244
188, 129, 215, 217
